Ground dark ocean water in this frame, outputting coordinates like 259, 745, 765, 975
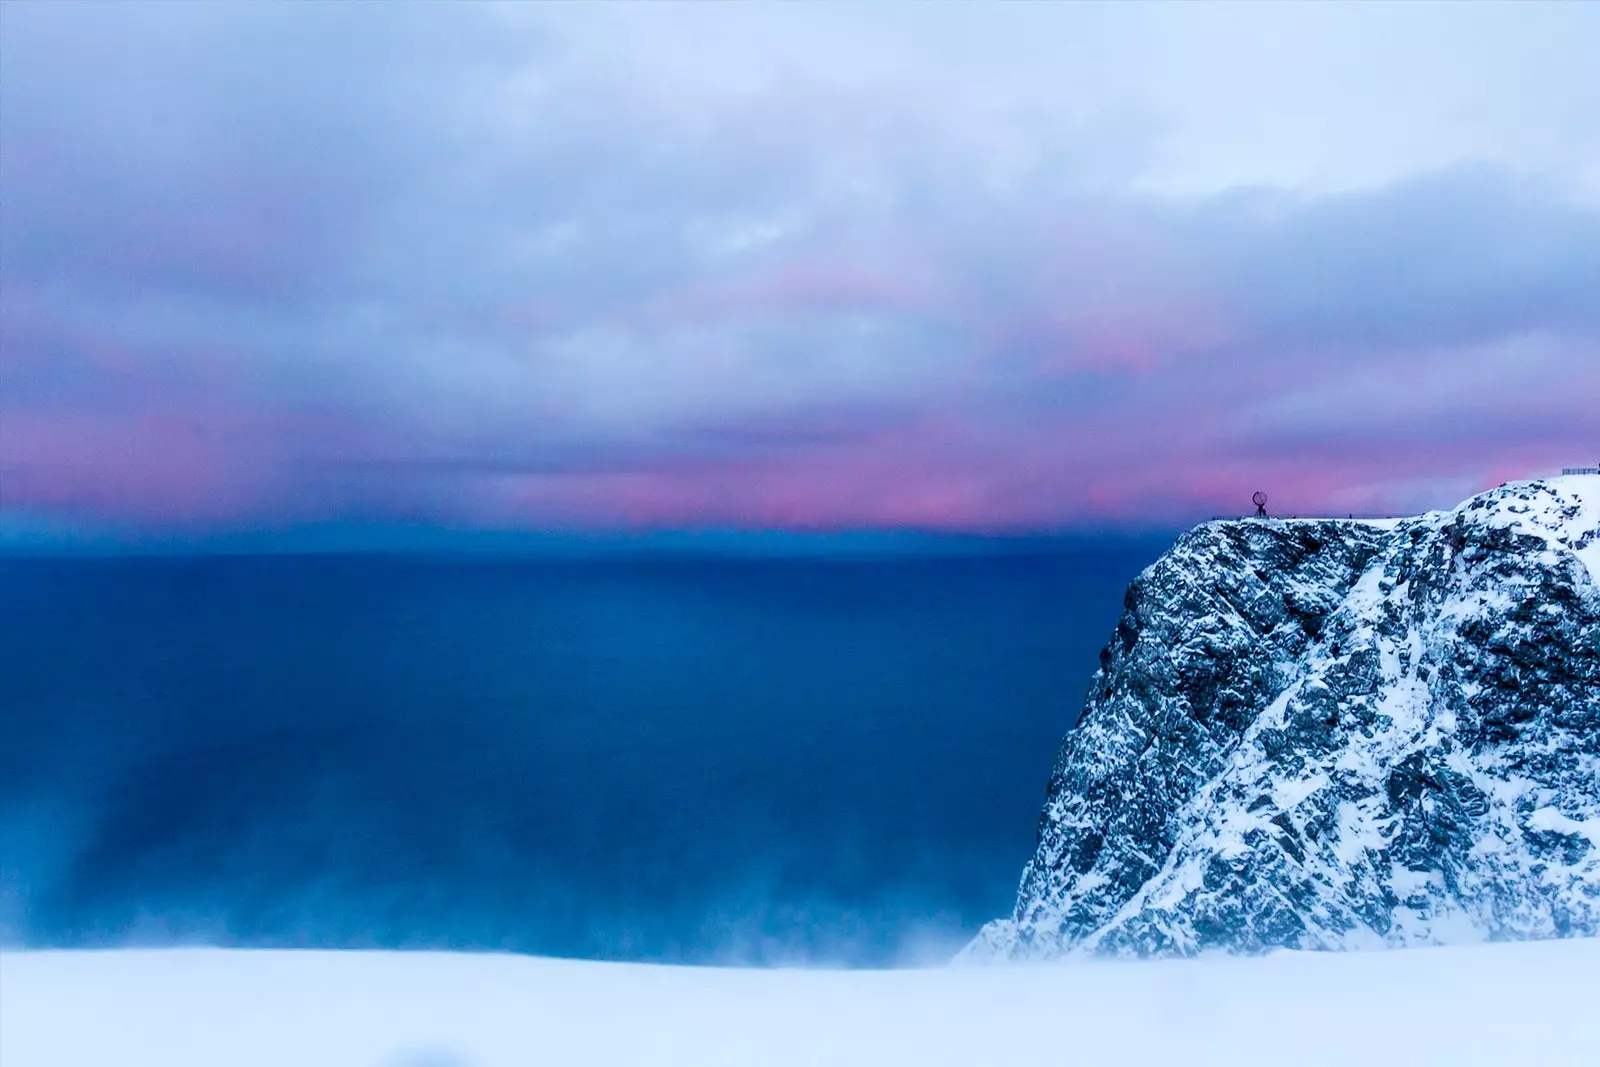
0, 542, 1165, 966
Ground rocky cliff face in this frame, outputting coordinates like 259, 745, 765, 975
970, 476, 1600, 959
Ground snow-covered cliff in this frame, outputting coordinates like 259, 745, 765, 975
970, 476, 1600, 959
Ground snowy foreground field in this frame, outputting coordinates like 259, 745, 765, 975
4, 940, 1598, 1066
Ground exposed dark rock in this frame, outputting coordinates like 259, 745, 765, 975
966, 476, 1600, 959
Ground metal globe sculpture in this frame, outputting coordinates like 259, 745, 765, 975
1252, 491, 1269, 518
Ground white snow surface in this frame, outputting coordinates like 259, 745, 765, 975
4, 941, 1600, 1066
1552, 474, 1600, 582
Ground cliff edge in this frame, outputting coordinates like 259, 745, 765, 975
970, 476, 1600, 958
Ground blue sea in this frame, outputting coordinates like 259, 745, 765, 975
0, 541, 1165, 966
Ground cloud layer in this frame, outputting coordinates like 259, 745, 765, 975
3, 3, 1598, 538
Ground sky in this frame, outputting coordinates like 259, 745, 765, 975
3, 2, 1598, 542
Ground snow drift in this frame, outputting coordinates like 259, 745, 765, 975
4, 939, 1599, 1067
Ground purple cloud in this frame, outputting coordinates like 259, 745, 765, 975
3, 5, 1598, 541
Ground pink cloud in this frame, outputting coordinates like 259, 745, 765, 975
5, 384, 1593, 536
462, 388, 1597, 532
3, 411, 271, 522
1, 406, 379, 526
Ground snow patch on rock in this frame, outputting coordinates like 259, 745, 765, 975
970, 477, 1600, 960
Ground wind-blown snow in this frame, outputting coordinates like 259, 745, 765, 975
3, 941, 1599, 1066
